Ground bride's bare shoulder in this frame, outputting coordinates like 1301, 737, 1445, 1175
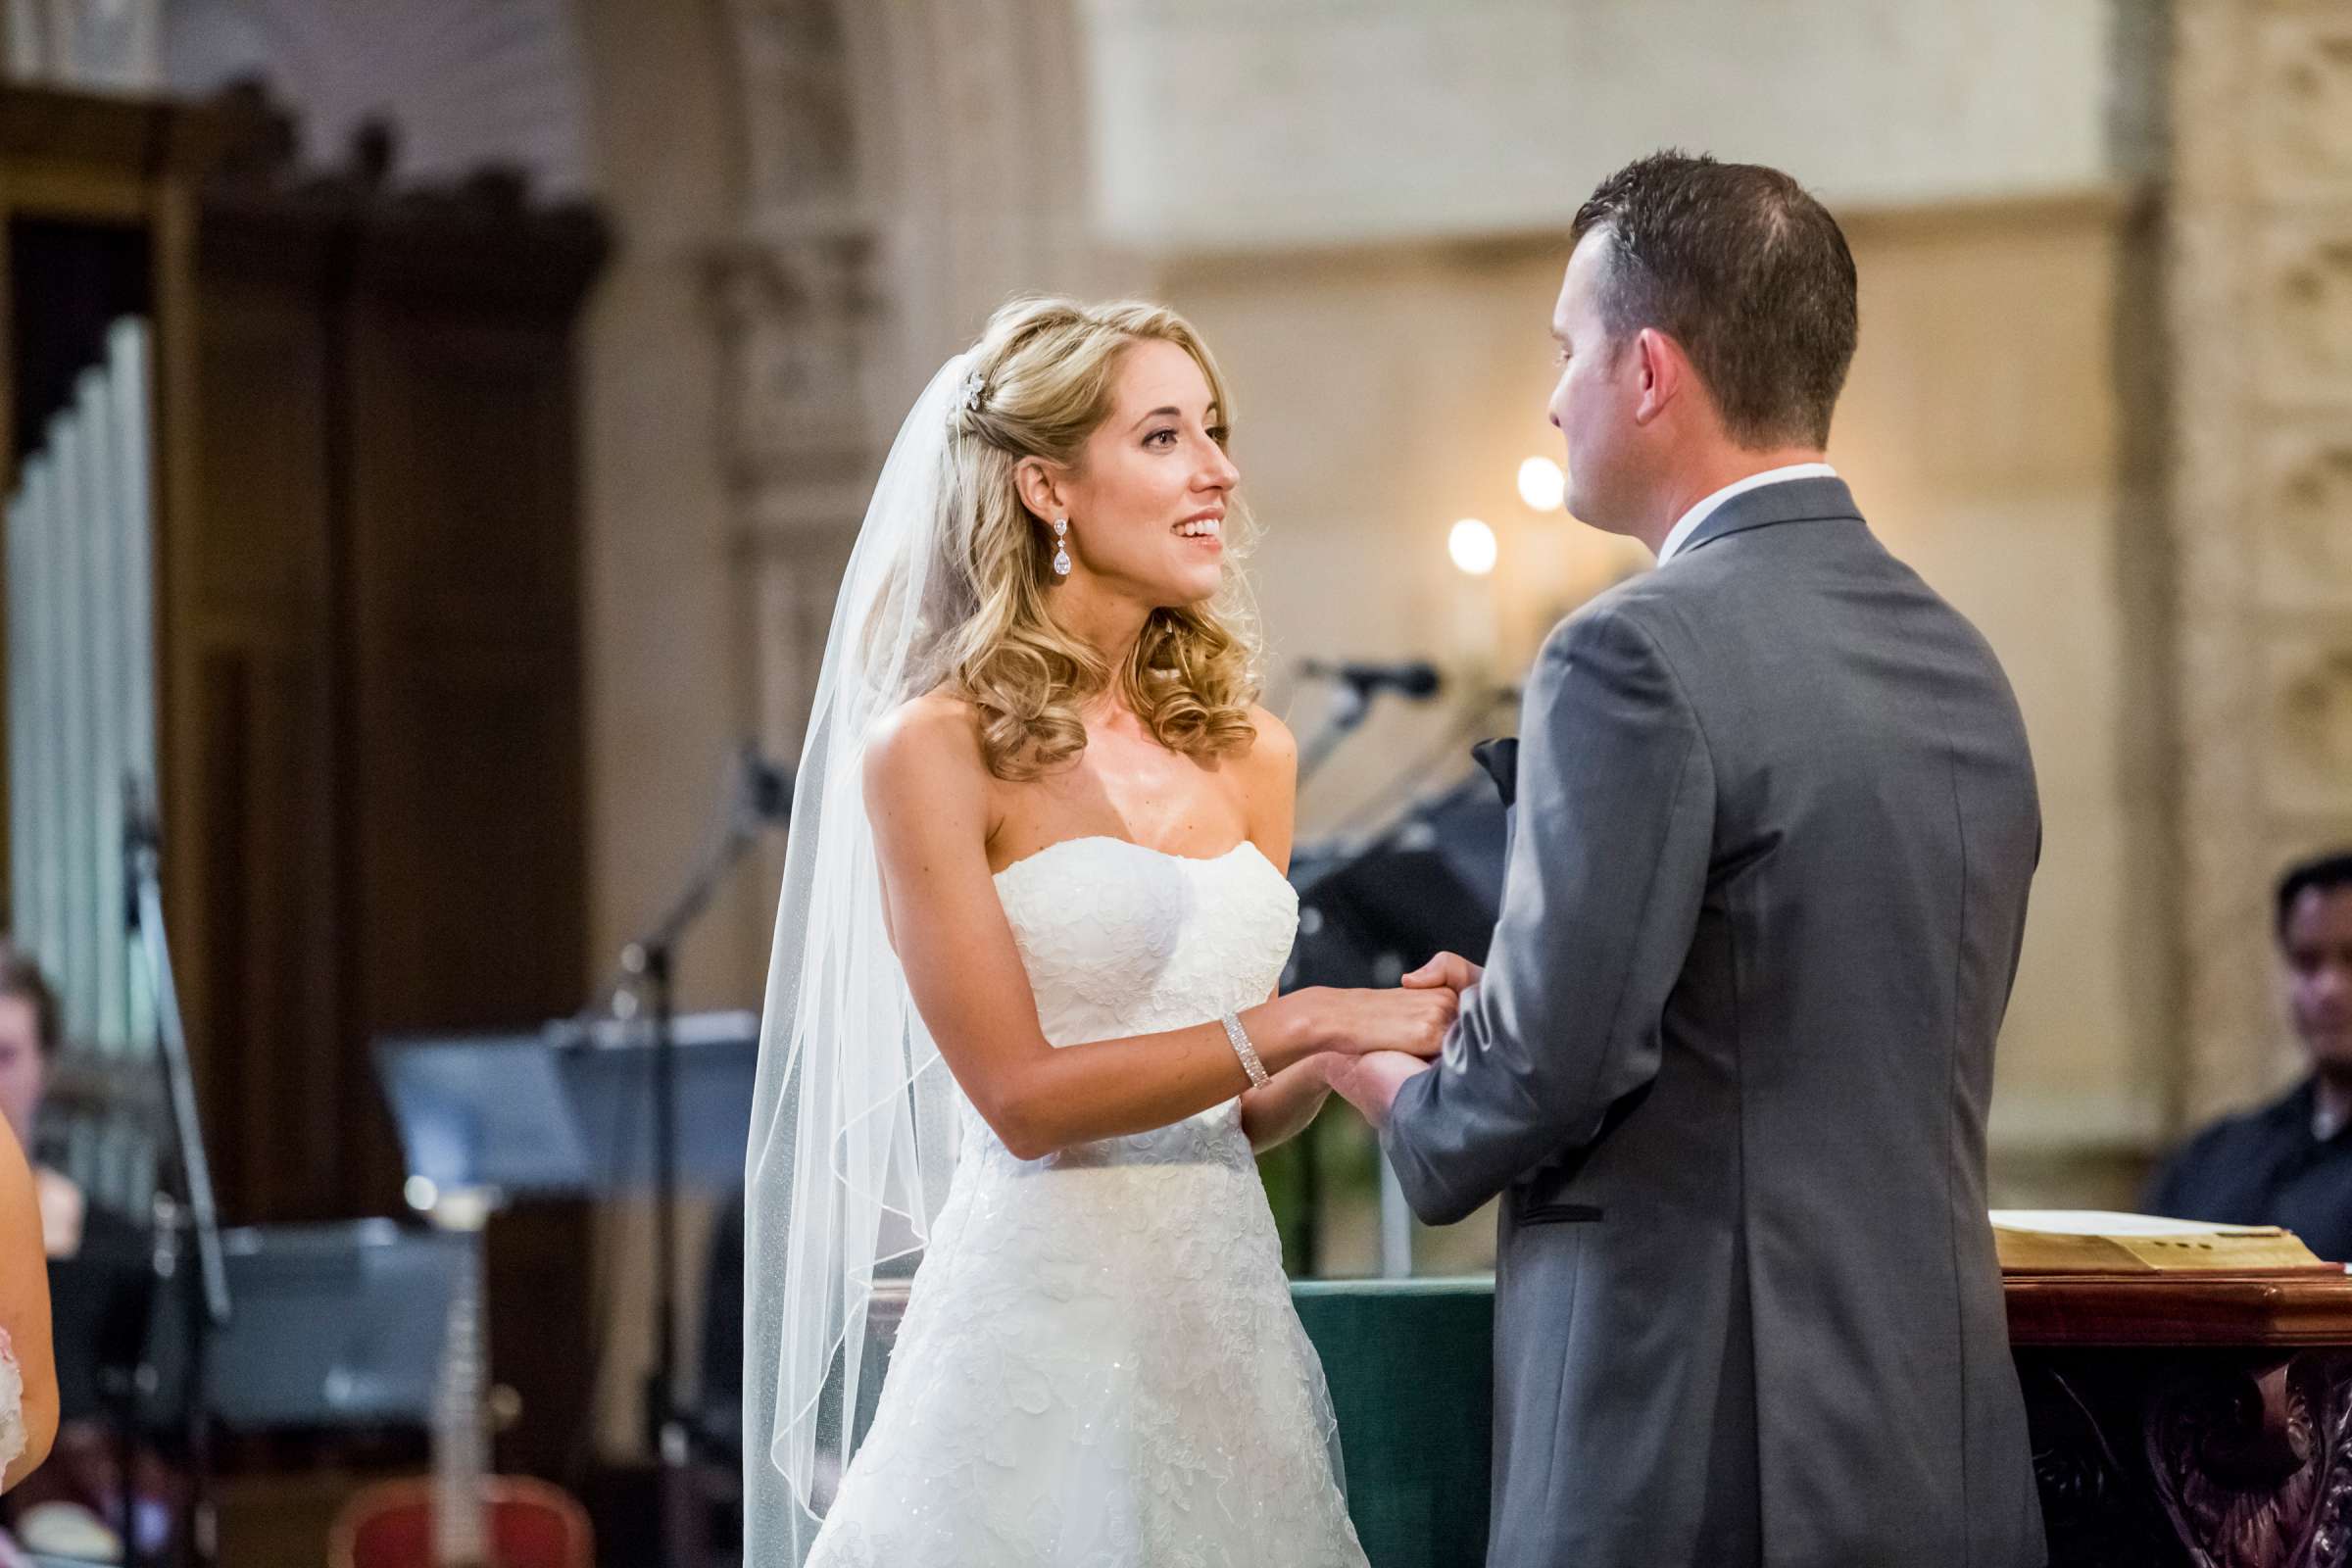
864, 690, 988, 794
1239, 705, 1298, 782
1230, 706, 1298, 862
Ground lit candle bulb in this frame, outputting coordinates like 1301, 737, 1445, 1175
1517, 456, 1566, 513
1448, 518, 1499, 675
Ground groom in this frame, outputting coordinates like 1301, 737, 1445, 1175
1338, 153, 2047, 1566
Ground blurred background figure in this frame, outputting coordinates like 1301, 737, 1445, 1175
0, 943, 166, 1563
0, 944, 74, 1257
0, 942, 139, 1263
2142, 852, 2352, 1258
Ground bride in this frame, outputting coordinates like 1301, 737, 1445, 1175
742, 298, 1453, 1566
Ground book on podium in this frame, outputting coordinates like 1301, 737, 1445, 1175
1990, 1209, 2337, 1274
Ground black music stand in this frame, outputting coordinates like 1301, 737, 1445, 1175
206, 1222, 465, 1432
122, 1221, 464, 1435
374, 1016, 760, 1565
35, 1224, 464, 1568
46, 1250, 154, 1430
1286, 773, 1505, 993
373, 1011, 759, 1201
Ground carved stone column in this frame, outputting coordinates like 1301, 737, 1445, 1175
715, 0, 1125, 765
708, 222, 885, 761
2171, 2, 2352, 1122
713, 0, 885, 763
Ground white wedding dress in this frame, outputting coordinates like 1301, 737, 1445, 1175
804, 835, 1370, 1568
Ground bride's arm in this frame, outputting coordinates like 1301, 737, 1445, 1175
1232, 711, 1339, 1152
866, 700, 1450, 1161
1242, 1032, 1338, 1152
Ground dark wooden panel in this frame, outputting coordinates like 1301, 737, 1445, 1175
341, 286, 595, 1478
181, 250, 344, 1222
183, 154, 606, 1479
345, 304, 587, 1035
0, 77, 610, 1502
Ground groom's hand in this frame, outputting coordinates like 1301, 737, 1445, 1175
1403, 951, 1483, 994
1326, 1050, 1430, 1130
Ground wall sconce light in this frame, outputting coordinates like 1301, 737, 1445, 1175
1516, 456, 1566, 513
1448, 517, 1497, 576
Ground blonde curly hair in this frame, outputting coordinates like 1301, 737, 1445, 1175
946, 297, 1262, 780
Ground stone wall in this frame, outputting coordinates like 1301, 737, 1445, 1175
1083, 0, 2115, 248
2170, 0, 2352, 1124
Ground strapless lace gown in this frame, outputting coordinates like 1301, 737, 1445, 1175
804, 836, 1369, 1568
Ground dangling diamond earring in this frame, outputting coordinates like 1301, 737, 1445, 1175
1052, 517, 1071, 577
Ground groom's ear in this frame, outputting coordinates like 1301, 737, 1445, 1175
1632, 327, 1685, 426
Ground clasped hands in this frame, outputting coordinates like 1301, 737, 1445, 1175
1322, 951, 1482, 1129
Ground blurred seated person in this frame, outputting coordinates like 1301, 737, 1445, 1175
0, 946, 139, 1263
0, 945, 160, 1556
2145, 850, 2352, 1259
0, 948, 74, 1258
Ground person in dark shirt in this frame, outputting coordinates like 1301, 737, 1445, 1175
2144, 850, 2352, 1260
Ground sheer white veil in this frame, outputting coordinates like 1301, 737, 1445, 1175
743, 354, 979, 1563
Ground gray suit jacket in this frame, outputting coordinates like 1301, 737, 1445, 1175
1384, 478, 2045, 1568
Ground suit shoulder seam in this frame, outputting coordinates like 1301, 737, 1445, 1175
1584, 598, 1720, 783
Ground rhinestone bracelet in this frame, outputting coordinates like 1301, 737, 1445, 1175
1219, 1011, 1270, 1089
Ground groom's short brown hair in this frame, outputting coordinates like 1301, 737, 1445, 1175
1571, 151, 1858, 450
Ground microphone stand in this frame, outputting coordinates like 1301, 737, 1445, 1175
1295, 680, 1371, 784
122, 777, 230, 1568
601, 743, 790, 1564
1293, 662, 1445, 785
1288, 663, 1500, 1279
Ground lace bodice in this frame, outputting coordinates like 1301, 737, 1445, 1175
802, 834, 1365, 1568
993, 835, 1298, 1042
960, 836, 1300, 1169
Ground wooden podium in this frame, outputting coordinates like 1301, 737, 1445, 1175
2010, 1269, 2352, 1568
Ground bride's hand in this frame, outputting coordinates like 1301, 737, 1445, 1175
1309, 984, 1456, 1059
1325, 1050, 1434, 1129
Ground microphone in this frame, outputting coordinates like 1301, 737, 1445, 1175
1299, 660, 1444, 701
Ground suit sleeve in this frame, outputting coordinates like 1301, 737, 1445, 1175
1382, 602, 1715, 1225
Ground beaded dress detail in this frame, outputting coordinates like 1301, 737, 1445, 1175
804, 837, 1367, 1568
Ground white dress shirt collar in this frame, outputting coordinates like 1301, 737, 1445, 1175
1655, 463, 1839, 565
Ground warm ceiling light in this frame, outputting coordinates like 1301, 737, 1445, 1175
1448, 517, 1497, 576
1517, 456, 1566, 513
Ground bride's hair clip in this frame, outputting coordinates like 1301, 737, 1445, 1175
959, 365, 989, 416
